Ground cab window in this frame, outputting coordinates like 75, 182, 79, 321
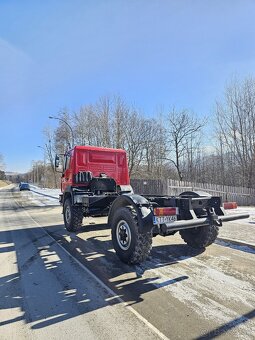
64, 153, 71, 170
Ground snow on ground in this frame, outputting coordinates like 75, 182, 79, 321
226, 206, 255, 223
30, 185, 60, 200
137, 254, 255, 334
18, 185, 60, 206
221, 206, 255, 246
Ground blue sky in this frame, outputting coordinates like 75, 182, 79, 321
0, 0, 255, 172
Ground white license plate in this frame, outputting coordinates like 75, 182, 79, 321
153, 215, 177, 225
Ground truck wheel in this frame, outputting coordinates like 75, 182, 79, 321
63, 198, 83, 232
179, 224, 219, 249
111, 207, 152, 264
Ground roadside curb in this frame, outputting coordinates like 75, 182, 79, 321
216, 237, 255, 252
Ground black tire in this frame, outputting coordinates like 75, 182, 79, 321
111, 207, 152, 264
179, 224, 219, 249
63, 198, 83, 232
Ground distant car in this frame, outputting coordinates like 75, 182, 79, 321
19, 183, 30, 191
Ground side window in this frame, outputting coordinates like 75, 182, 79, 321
64, 153, 71, 170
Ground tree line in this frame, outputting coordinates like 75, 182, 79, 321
29, 76, 255, 189
0, 153, 5, 180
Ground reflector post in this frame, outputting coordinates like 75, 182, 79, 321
154, 207, 178, 216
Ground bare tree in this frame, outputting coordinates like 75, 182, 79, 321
74, 105, 98, 146
0, 154, 6, 180
123, 110, 148, 176
47, 96, 209, 183
43, 127, 58, 187
94, 96, 112, 147
215, 77, 255, 187
112, 96, 129, 149
0, 153, 5, 171
166, 108, 205, 181
54, 109, 74, 153
142, 118, 167, 178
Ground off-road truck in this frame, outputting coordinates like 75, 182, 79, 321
55, 145, 249, 264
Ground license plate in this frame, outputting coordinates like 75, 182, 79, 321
153, 215, 177, 225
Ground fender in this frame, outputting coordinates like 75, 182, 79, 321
179, 191, 212, 198
108, 194, 154, 233
62, 186, 74, 204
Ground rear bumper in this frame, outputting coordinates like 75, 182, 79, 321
161, 213, 249, 234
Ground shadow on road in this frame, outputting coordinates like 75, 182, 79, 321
43, 224, 200, 306
0, 220, 253, 339
216, 238, 255, 255
0, 223, 191, 330
195, 309, 255, 340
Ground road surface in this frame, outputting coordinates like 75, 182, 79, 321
0, 185, 254, 339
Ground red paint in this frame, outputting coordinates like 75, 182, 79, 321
154, 207, 178, 216
223, 202, 238, 209
61, 145, 130, 192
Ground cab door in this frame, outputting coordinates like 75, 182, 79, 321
62, 151, 73, 192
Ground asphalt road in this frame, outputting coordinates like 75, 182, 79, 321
0, 185, 255, 340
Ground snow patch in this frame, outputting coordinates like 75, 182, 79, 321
18, 185, 60, 207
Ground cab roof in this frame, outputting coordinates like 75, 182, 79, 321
72, 145, 126, 154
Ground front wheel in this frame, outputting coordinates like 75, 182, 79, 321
111, 207, 152, 264
179, 224, 219, 249
63, 198, 83, 232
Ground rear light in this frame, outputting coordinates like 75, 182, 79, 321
154, 207, 178, 216
223, 202, 238, 209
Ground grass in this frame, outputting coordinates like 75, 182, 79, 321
0, 180, 10, 188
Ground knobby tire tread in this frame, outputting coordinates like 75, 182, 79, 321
180, 224, 219, 249
70, 206, 83, 231
64, 199, 83, 232
126, 207, 152, 264
112, 206, 152, 264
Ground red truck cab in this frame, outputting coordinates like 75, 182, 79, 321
61, 145, 130, 193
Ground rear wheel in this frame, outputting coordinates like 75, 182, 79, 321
63, 198, 83, 232
179, 190, 218, 248
179, 224, 219, 249
111, 207, 152, 264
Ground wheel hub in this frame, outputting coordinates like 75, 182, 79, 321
116, 220, 131, 250
65, 205, 71, 224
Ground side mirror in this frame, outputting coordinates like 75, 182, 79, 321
55, 155, 60, 169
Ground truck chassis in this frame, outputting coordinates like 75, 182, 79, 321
60, 185, 249, 264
